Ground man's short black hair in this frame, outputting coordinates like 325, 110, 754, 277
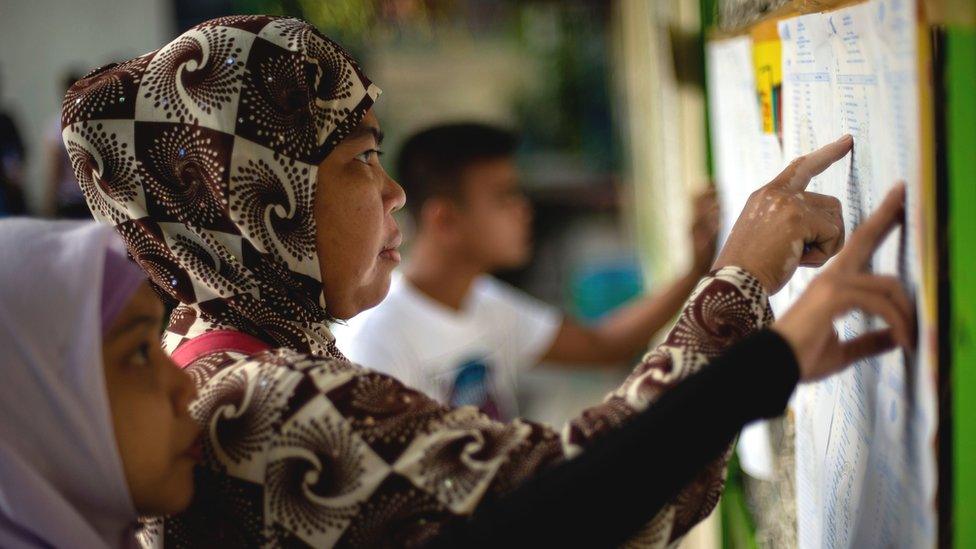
396, 122, 518, 220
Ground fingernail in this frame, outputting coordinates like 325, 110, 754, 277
838, 134, 853, 143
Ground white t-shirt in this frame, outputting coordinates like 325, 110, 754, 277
335, 272, 562, 420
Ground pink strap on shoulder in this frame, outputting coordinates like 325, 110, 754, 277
170, 330, 271, 369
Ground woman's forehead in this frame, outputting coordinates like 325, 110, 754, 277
121, 284, 162, 319
339, 111, 384, 148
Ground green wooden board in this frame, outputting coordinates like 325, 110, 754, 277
947, 24, 976, 549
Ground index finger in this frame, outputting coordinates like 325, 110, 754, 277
834, 183, 906, 272
772, 134, 853, 192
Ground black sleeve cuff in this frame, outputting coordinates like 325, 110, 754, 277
734, 329, 801, 419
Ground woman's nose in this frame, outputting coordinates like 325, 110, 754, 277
386, 175, 407, 214
171, 361, 197, 412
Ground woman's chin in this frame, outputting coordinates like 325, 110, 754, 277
331, 276, 394, 320
361, 275, 394, 314
137, 474, 195, 517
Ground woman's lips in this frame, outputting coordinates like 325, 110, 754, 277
184, 436, 203, 463
379, 248, 401, 263
380, 231, 402, 263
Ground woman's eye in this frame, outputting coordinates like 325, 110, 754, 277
355, 149, 383, 164
130, 342, 151, 367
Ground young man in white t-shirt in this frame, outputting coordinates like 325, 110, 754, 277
338, 123, 718, 420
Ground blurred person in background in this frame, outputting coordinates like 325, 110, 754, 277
339, 122, 720, 420
0, 157, 27, 217
45, 69, 89, 218
0, 68, 27, 217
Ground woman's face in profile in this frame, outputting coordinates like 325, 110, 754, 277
101, 283, 201, 515
314, 109, 406, 320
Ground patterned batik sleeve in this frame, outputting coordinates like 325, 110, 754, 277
560, 266, 774, 547
154, 266, 771, 548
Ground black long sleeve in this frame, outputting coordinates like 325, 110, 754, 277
433, 329, 799, 548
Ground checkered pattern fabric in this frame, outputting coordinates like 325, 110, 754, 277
63, 15, 377, 357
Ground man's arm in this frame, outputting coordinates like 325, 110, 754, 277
541, 269, 702, 364
542, 188, 720, 365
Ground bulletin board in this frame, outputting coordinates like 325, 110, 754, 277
703, 0, 968, 546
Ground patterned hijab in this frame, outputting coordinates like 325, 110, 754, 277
62, 15, 381, 358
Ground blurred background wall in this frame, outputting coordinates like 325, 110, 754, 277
0, 0, 174, 212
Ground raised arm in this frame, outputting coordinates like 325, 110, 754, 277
543, 189, 720, 365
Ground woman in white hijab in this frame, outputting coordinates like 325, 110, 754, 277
0, 219, 201, 548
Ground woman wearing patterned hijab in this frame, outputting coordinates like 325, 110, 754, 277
61, 15, 913, 547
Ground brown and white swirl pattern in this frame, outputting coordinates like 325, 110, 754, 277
262, 17, 359, 103
169, 231, 252, 297
166, 304, 198, 336
197, 14, 276, 33
236, 39, 326, 164
61, 54, 151, 126
62, 15, 781, 549
139, 123, 235, 231
266, 405, 388, 546
334, 476, 450, 548
139, 26, 247, 125
64, 16, 377, 357
665, 279, 762, 360
62, 121, 142, 224
327, 374, 445, 462
394, 407, 529, 513
229, 150, 317, 265
198, 293, 314, 354
192, 362, 295, 480
184, 350, 239, 387
564, 395, 637, 450
115, 219, 196, 303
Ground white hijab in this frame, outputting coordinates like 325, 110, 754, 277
0, 219, 138, 548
